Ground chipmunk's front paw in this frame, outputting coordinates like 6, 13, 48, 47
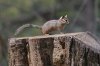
60, 32, 64, 34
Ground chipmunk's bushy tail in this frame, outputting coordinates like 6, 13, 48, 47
14, 24, 41, 36
31, 24, 41, 29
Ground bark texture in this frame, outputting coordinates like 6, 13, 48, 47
8, 32, 100, 66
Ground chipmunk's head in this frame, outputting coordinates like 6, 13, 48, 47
59, 14, 69, 24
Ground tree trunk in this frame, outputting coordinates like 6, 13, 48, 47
8, 32, 100, 66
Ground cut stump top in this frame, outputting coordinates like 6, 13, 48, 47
9, 32, 100, 53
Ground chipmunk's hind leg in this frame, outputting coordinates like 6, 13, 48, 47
44, 33, 53, 35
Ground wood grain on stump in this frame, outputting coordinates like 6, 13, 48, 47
8, 32, 100, 66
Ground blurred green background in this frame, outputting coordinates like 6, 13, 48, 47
0, 0, 100, 66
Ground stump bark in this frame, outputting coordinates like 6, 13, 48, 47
8, 32, 100, 66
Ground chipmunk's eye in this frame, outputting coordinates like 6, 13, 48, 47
65, 20, 67, 21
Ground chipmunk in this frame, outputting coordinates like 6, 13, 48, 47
14, 14, 69, 36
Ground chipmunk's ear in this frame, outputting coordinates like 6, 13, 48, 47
62, 16, 64, 18
65, 14, 67, 18
59, 16, 63, 20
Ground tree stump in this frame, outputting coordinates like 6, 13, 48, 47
8, 32, 100, 66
